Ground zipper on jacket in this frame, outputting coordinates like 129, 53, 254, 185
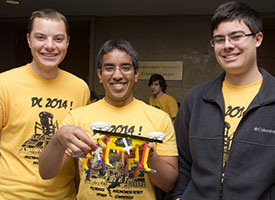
218, 97, 262, 200
219, 183, 223, 200
219, 107, 226, 200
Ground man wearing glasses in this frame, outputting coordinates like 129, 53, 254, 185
39, 39, 178, 199
172, 1, 275, 200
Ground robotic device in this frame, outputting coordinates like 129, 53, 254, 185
81, 121, 165, 179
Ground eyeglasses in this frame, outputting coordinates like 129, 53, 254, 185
102, 65, 134, 74
210, 31, 255, 47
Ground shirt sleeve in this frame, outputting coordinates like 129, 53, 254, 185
155, 113, 178, 156
0, 78, 7, 132
169, 96, 179, 119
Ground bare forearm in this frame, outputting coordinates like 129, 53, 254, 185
147, 153, 178, 192
39, 133, 68, 179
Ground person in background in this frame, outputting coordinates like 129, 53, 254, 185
0, 8, 90, 199
171, 1, 275, 200
39, 38, 178, 199
148, 73, 178, 121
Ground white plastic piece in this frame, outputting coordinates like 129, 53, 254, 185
122, 138, 132, 154
90, 122, 110, 131
148, 132, 165, 141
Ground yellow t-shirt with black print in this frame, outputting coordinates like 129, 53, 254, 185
61, 98, 178, 200
221, 78, 262, 181
0, 64, 90, 199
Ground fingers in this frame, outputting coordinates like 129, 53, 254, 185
56, 125, 97, 156
73, 128, 98, 150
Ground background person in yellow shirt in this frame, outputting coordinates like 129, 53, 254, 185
148, 73, 178, 121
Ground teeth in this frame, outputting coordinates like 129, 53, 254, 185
112, 83, 125, 89
43, 54, 56, 57
224, 55, 236, 59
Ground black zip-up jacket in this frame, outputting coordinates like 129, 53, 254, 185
172, 68, 275, 200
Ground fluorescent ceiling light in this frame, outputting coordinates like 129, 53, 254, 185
6, 0, 20, 5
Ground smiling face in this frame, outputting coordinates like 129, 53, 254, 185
27, 17, 69, 79
97, 49, 139, 107
213, 19, 263, 81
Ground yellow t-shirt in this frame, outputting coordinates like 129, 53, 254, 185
62, 98, 178, 200
149, 93, 178, 119
0, 64, 90, 199
221, 79, 262, 180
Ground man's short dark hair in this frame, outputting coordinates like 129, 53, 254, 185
28, 8, 69, 36
148, 74, 167, 93
97, 39, 139, 72
211, 1, 262, 35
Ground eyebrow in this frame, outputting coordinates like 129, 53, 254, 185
33, 32, 45, 36
103, 62, 132, 67
213, 30, 245, 38
103, 63, 115, 67
55, 34, 66, 37
121, 62, 132, 66
33, 32, 66, 37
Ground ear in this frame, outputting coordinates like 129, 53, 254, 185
26, 33, 31, 49
134, 68, 139, 82
66, 36, 70, 47
97, 68, 103, 83
255, 32, 263, 48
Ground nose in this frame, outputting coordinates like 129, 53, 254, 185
44, 38, 56, 51
223, 36, 234, 49
112, 66, 123, 80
